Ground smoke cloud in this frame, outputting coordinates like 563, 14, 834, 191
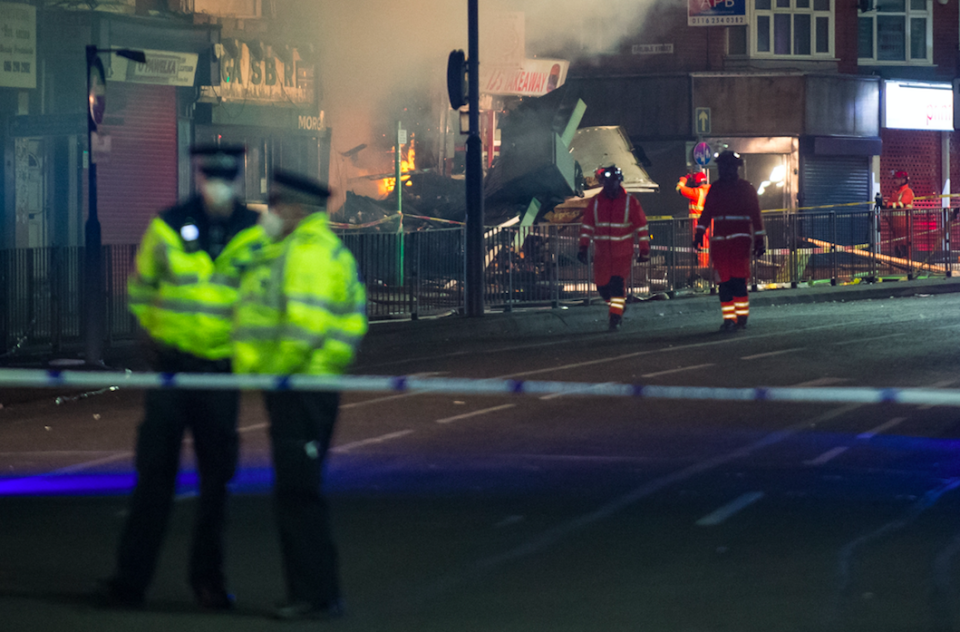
294, 0, 659, 200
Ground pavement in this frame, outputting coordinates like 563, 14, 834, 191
5, 275, 960, 378
362, 275, 960, 350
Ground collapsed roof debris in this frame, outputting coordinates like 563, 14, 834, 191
334, 85, 658, 232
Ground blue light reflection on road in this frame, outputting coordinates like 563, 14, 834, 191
0, 433, 955, 498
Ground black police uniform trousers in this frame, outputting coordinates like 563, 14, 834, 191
114, 352, 239, 597
264, 389, 341, 607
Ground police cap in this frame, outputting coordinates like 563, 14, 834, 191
271, 169, 332, 208
191, 144, 245, 179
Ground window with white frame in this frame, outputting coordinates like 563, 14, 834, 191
858, 0, 932, 63
750, 0, 834, 57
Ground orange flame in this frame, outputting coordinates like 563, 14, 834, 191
378, 138, 416, 197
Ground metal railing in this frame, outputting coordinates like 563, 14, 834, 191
2, 206, 957, 359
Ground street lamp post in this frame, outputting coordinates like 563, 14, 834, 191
84, 45, 145, 366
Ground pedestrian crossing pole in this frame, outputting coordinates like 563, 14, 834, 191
396, 121, 404, 287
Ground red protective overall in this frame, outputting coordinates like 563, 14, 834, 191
698, 179, 764, 283
578, 188, 650, 288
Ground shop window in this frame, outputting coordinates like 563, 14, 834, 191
750, 0, 834, 58
858, 0, 931, 64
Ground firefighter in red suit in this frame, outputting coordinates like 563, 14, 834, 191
677, 171, 711, 268
695, 151, 765, 332
885, 170, 914, 259
578, 165, 650, 331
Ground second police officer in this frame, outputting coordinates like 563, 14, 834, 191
233, 170, 368, 620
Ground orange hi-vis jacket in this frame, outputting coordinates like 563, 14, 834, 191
677, 181, 710, 218
697, 178, 764, 282
578, 187, 650, 287
887, 183, 914, 250
891, 183, 914, 209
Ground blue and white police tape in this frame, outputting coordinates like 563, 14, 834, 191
1, 368, 959, 407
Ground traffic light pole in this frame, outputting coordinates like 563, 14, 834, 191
464, 0, 484, 317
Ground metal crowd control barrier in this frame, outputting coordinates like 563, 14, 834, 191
2, 205, 958, 359
2, 368, 960, 408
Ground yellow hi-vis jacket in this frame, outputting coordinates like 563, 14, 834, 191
128, 200, 263, 360
233, 212, 368, 376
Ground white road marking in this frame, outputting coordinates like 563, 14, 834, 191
502, 453, 662, 463
436, 404, 516, 425
918, 379, 960, 410
414, 404, 862, 603
696, 491, 765, 526
494, 515, 524, 528
832, 333, 906, 346
857, 417, 907, 440
929, 379, 960, 388
344, 318, 901, 410
741, 348, 804, 361
49, 451, 132, 474
331, 429, 415, 453
790, 377, 850, 388
804, 446, 849, 466
641, 363, 715, 378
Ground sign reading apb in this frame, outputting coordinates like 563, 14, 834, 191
688, 0, 746, 26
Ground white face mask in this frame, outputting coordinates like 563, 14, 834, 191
203, 181, 235, 208
260, 211, 285, 240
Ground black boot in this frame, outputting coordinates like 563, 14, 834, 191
736, 316, 748, 330
609, 313, 622, 331
719, 320, 736, 332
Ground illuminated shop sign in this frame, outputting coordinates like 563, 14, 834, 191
200, 40, 313, 106
479, 58, 568, 97
883, 80, 954, 131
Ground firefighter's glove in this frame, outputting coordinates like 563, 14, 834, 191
637, 253, 650, 264
753, 243, 766, 258
577, 248, 588, 264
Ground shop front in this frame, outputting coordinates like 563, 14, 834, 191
878, 80, 954, 207
3, 11, 219, 247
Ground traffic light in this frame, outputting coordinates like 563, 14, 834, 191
446, 49, 467, 110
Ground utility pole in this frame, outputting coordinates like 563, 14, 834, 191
464, 0, 484, 317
